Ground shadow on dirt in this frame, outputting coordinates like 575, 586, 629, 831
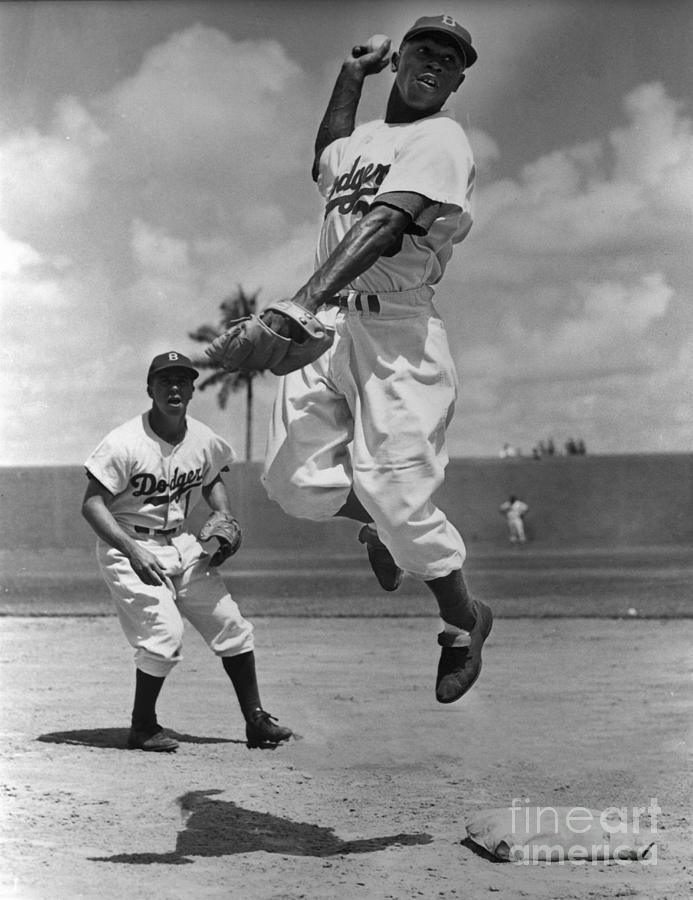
37, 728, 241, 749
89, 789, 432, 862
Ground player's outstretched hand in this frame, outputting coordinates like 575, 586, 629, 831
128, 545, 168, 586
206, 300, 334, 375
348, 35, 391, 75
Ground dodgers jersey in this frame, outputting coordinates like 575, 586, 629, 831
84, 413, 235, 531
316, 111, 475, 294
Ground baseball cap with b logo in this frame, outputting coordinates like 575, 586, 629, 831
401, 14, 477, 68
147, 351, 199, 382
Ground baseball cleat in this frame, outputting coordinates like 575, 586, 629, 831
245, 709, 293, 748
127, 725, 179, 752
435, 599, 493, 703
358, 523, 403, 592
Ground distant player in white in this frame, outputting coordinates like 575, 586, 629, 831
262, 15, 493, 704
82, 351, 292, 751
500, 495, 529, 544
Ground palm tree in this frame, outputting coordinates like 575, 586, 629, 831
189, 286, 266, 461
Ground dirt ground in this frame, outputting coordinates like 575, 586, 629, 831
1, 615, 691, 900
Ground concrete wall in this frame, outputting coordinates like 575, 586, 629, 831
1, 454, 691, 552
442, 454, 693, 547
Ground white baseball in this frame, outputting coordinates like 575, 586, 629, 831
367, 34, 391, 55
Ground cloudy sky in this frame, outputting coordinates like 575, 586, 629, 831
2, 0, 692, 464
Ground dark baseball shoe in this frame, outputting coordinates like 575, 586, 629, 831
127, 725, 179, 752
358, 523, 403, 592
436, 599, 493, 703
246, 709, 293, 748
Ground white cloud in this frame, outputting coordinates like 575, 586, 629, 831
611, 83, 691, 185
0, 231, 43, 277
467, 128, 499, 169
0, 228, 139, 460
0, 231, 73, 328
472, 81, 693, 263
0, 128, 91, 229
131, 218, 191, 273
100, 24, 311, 194
0, 23, 324, 463
508, 272, 673, 376
0, 98, 105, 234
439, 81, 693, 455
2, 3, 693, 465
54, 96, 108, 148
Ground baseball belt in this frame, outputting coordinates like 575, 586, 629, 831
134, 525, 181, 536
327, 293, 381, 314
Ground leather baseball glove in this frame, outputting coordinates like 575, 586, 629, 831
205, 300, 335, 375
198, 512, 242, 566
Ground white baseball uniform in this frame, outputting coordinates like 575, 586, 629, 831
500, 499, 529, 543
263, 110, 475, 581
85, 412, 254, 677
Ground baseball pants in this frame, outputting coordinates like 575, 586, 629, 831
508, 518, 526, 543
96, 530, 254, 677
263, 289, 466, 581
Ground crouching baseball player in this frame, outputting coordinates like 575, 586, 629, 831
81, 351, 292, 751
206, 15, 493, 704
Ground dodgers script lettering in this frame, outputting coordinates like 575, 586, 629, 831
325, 155, 391, 217
131, 467, 205, 506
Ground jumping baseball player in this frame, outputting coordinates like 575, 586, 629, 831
207, 15, 493, 704
81, 351, 292, 751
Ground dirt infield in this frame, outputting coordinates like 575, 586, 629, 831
1, 615, 691, 899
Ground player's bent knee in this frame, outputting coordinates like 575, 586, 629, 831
214, 629, 255, 656
135, 648, 181, 678
266, 481, 346, 521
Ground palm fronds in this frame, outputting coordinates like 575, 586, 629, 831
188, 286, 265, 459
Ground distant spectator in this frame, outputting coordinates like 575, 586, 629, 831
500, 443, 518, 459
546, 438, 555, 456
499, 495, 529, 545
577, 439, 586, 455
565, 437, 577, 455
532, 447, 542, 460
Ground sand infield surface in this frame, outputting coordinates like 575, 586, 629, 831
1, 604, 691, 899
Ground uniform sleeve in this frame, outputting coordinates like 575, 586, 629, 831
372, 191, 443, 236
83, 434, 132, 496
205, 434, 236, 484
375, 117, 475, 213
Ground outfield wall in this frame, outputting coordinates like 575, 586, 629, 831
1, 454, 691, 552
